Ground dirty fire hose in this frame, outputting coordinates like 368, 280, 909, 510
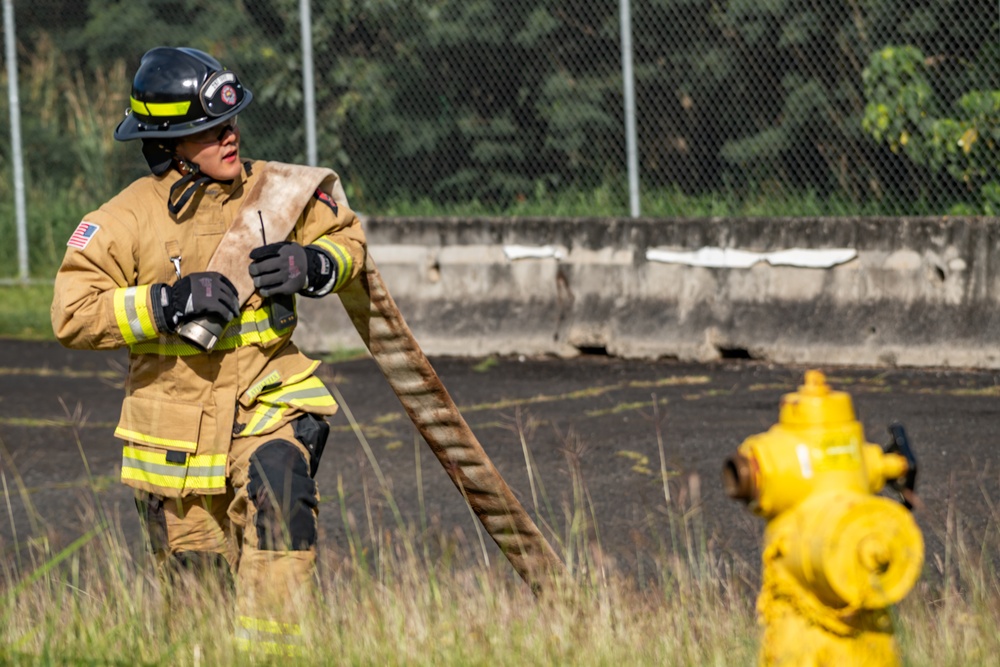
195, 162, 565, 591
338, 255, 566, 591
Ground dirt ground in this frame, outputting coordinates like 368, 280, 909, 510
1, 339, 997, 585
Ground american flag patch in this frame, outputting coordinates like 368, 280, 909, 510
67, 221, 99, 250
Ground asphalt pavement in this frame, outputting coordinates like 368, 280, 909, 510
1, 339, 997, 585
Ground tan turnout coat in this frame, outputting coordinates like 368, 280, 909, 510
51, 160, 366, 498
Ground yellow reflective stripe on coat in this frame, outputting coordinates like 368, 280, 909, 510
114, 427, 197, 452
130, 97, 191, 117
282, 360, 321, 387
239, 360, 319, 409
237, 615, 303, 637
120, 446, 227, 492
239, 376, 336, 436
128, 299, 296, 356
113, 286, 158, 345
234, 637, 305, 658
235, 615, 304, 657
309, 236, 353, 292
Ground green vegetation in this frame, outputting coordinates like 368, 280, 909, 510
2, 1, 995, 291
0, 435, 997, 665
1, 0, 996, 241
863, 44, 1000, 214
0, 284, 55, 340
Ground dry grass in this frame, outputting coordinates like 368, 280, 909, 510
0, 402, 997, 665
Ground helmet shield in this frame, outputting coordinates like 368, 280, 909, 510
201, 70, 246, 118
114, 46, 252, 142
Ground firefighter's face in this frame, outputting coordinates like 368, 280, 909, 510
175, 119, 242, 181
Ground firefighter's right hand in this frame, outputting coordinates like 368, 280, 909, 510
157, 272, 240, 332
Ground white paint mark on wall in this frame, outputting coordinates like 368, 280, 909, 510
646, 246, 857, 269
503, 245, 566, 261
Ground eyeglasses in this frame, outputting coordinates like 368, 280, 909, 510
185, 117, 239, 144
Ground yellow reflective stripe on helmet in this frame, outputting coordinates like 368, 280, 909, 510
131, 97, 191, 117
113, 286, 158, 345
121, 446, 226, 492
128, 299, 296, 356
114, 427, 197, 452
310, 237, 353, 292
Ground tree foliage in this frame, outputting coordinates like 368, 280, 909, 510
3, 0, 999, 212
863, 44, 1000, 213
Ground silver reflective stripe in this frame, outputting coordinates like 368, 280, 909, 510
271, 386, 330, 404
187, 462, 226, 479
122, 454, 186, 479
123, 287, 147, 342
122, 454, 225, 478
244, 404, 283, 435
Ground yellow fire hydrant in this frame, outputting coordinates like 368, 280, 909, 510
723, 370, 924, 667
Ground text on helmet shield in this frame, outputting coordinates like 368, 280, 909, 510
203, 71, 237, 99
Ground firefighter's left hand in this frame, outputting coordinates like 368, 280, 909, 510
249, 242, 310, 296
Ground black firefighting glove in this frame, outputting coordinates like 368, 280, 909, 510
248, 242, 336, 297
155, 272, 241, 333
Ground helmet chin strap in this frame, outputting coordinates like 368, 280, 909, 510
168, 159, 214, 216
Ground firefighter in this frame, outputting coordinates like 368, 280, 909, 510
51, 46, 366, 655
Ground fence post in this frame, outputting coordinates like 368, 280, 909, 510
4, 0, 28, 281
300, 0, 317, 167
619, 0, 640, 218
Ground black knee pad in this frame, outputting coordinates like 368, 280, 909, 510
247, 440, 318, 551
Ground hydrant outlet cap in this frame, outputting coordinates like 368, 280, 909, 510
823, 496, 924, 608
722, 453, 756, 503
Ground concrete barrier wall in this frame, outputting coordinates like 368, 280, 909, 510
294, 216, 1000, 368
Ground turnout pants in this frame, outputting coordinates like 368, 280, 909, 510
135, 416, 327, 656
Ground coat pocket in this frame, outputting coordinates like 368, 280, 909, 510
115, 396, 227, 497
114, 394, 203, 453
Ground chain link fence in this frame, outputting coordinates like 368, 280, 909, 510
2, 1, 999, 278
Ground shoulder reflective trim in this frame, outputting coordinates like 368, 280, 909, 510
114, 427, 197, 452
131, 97, 192, 117
128, 299, 297, 356
114, 286, 158, 345
310, 237, 353, 292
